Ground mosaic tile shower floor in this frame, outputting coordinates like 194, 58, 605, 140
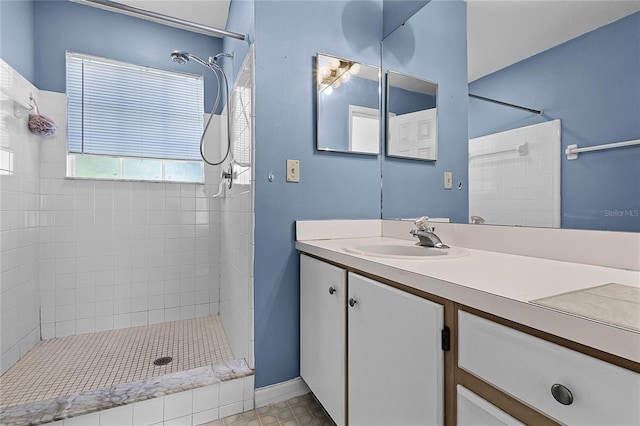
0, 315, 233, 409
206, 394, 335, 426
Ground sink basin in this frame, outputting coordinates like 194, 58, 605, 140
343, 242, 467, 259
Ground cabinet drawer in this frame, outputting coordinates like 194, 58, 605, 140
457, 385, 524, 426
458, 311, 640, 425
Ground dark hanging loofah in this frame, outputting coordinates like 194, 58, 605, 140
27, 96, 57, 137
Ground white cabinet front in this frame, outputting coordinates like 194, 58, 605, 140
458, 311, 640, 426
457, 385, 524, 426
300, 255, 347, 425
347, 272, 444, 426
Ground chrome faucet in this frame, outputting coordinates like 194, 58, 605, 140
470, 215, 485, 224
410, 216, 449, 249
410, 228, 450, 249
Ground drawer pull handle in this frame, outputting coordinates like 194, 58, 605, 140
348, 298, 357, 307
329, 286, 336, 295
551, 384, 574, 405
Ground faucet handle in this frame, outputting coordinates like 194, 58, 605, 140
414, 216, 430, 231
410, 228, 434, 236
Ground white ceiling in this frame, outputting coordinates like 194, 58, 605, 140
467, 0, 640, 82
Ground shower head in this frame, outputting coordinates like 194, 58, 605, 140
170, 50, 210, 68
170, 50, 189, 65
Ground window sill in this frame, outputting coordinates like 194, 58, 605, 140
64, 176, 205, 185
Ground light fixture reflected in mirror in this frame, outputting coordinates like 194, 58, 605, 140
318, 56, 361, 94
316, 53, 381, 155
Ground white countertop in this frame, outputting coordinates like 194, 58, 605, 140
296, 236, 640, 364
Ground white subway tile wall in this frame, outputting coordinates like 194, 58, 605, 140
1, 54, 255, 385
469, 120, 561, 228
0, 59, 42, 374
216, 46, 255, 368
40, 92, 224, 339
36, 89, 222, 339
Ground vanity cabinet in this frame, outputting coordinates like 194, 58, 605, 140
300, 255, 445, 426
458, 311, 640, 426
299, 250, 640, 426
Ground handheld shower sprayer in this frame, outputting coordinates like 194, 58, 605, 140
170, 50, 188, 64
170, 49, 235, 169
171, 50, 212, 68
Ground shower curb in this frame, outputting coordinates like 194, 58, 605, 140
0, 359, 253, 426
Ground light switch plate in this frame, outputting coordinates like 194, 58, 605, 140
444, 172, 452, 189
287, 159, 300, 182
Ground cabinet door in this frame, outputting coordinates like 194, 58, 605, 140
348, 272, 444, 426
457, 385, 524, 426
300, 255, 347, 426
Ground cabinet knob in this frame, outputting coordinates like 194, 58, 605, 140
551, 384, 574, 406
329, 286, 336, 295
348, 298, 357, 307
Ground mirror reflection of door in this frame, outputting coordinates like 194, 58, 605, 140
386, 70, 438, 161
349, 106, 380, 154
388, 108, 436, 159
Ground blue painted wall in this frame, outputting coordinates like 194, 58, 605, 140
388, 86, 436, 115
318, 77, 379, 152
34, 0, 222, 113
0, 0, 36, 83
382, 0, 429, 39
381, 0, 468, 220
252, 0, 383, 388
469, 12, 640, 231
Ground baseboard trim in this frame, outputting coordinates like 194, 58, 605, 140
254, 377, 310, 408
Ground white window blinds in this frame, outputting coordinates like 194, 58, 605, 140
66, 52, 204, 161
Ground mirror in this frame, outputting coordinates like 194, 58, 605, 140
467, 2, 640, 232
316, 53, 381, 155
380, 0, 469, 223
380, 1, 640, 232
386, 70, 438, 161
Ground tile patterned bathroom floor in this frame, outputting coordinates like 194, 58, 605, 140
203, 393, 335, 426
0, 315, 233, 408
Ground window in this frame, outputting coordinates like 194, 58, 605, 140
66, 52, 204, 183
0, 148, 14, 175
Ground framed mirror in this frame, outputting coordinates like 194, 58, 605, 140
316, 53, 381, 155
386, 70, 438, 161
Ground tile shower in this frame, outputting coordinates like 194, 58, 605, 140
0, 47, 255, 426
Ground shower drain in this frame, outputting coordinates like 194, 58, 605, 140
153, 356, 173, 366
